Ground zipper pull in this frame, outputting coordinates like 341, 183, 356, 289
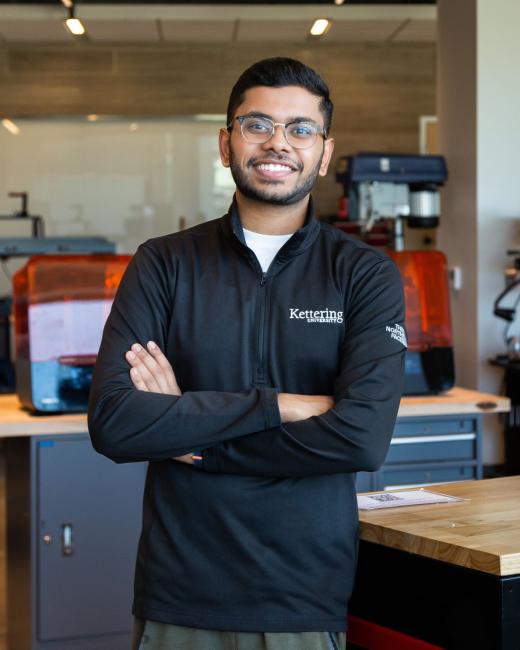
260, 273, 267, 286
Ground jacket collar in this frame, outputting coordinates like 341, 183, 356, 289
223, 194, 321, 263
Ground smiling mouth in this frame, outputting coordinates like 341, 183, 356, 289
256, 163, 294, 172
251, 160, 299, 180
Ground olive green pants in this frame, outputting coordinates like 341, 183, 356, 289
132, 619, 347, 650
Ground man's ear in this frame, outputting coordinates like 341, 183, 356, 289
219, 128, 231, 168
318, 137, 335, 177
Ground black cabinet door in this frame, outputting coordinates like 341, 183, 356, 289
36, 436, 146, 642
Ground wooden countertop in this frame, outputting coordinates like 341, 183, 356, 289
396, 386, 510, 418
359, 476, 520, 576
0, 395, 87, 437
0, 386, 510, 437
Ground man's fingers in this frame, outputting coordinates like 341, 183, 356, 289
128, 343, 173, 394
146, 340, 173, 370
172, 453, 193, 464
125, 342, 182, 396
146, 341, 182, 394
130, 367, 149, 392
126, 349, 162, 392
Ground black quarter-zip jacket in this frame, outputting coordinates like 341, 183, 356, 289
88, 197, 406, 633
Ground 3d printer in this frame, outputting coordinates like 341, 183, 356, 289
12, 254, 130, 412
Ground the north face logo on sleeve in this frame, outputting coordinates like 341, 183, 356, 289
386, 323, 407, 347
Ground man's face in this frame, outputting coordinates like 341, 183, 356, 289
219, 86, 334, 206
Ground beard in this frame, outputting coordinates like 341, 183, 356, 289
228, 147, 324, 206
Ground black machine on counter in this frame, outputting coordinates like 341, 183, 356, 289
491, 249, 520, 473
335, 153, 454, 395
336, 153, 447, 251
493, 249, 520, 359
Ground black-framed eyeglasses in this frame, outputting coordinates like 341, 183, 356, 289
228, 115, 327, 150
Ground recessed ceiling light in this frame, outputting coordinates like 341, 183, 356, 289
2, 119, 20, 135
86, 114, 99, 122
310, 19, 331, 37
334, 0, 345, 5
61, 0, 73, 8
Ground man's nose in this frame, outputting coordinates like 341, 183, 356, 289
262, 124, 292, 153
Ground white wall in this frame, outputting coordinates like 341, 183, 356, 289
438, 0, 520, 464
0, 118, 235, 295
477, 0, 520, 392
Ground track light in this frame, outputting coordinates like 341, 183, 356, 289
64, 3, 86, 37
2, 119, 21, 135
310, 19, 331, 37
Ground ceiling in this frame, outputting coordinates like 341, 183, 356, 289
0, 3, 437, 44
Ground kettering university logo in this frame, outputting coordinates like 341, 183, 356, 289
289, 307, 344, 324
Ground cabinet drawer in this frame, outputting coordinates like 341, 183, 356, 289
393, 418, 475, 438
381, 465, 476, 489
386, 433, 476, 463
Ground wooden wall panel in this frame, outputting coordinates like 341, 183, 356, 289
0, 41, 436, 216
8, 49, 115, 74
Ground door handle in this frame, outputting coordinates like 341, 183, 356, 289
61, 523, 74, 556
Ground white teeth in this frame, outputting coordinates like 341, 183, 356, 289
257, 163, 292, 172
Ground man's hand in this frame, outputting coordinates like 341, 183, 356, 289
125, 341, 192, 464
278, 393, 334, 423
125, 341, 182, 396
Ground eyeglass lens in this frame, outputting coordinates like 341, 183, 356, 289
240, 117, 319, 149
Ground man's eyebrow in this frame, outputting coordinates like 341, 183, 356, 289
241, 111, 272, 120
241, 111, 320, 124
286, 116, 320, 124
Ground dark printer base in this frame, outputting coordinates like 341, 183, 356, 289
403, 348, 455, 395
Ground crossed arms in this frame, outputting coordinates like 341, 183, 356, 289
88, 243, 406, 477
124, 339, 333, 465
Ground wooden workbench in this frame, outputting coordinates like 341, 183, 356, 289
0, 386, 510, 436
358, 476, 520, 576
350, 477, 520, 650
0, 394, 87, 437
396, 386, 510, 418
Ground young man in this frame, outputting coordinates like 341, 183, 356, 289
88, 57, 406, 650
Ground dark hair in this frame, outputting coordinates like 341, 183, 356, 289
227, 57, 333, 136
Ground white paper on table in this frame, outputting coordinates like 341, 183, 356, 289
357, 489, 466, 510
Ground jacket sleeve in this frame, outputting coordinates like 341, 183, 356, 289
199, 259, 406, 477
88, 243, 281, 463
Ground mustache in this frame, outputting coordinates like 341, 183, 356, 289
247, 155, 303, 172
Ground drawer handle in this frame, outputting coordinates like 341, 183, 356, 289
61, 523, 74, 556
391, 433, 476, 444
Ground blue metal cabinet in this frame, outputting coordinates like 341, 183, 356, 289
6, 435, 146, 650
356, 415, 482, 492
2, 415, 485, 648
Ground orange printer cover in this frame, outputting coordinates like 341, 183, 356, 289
388, 250, 453, 353
12, 254, 131, 364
